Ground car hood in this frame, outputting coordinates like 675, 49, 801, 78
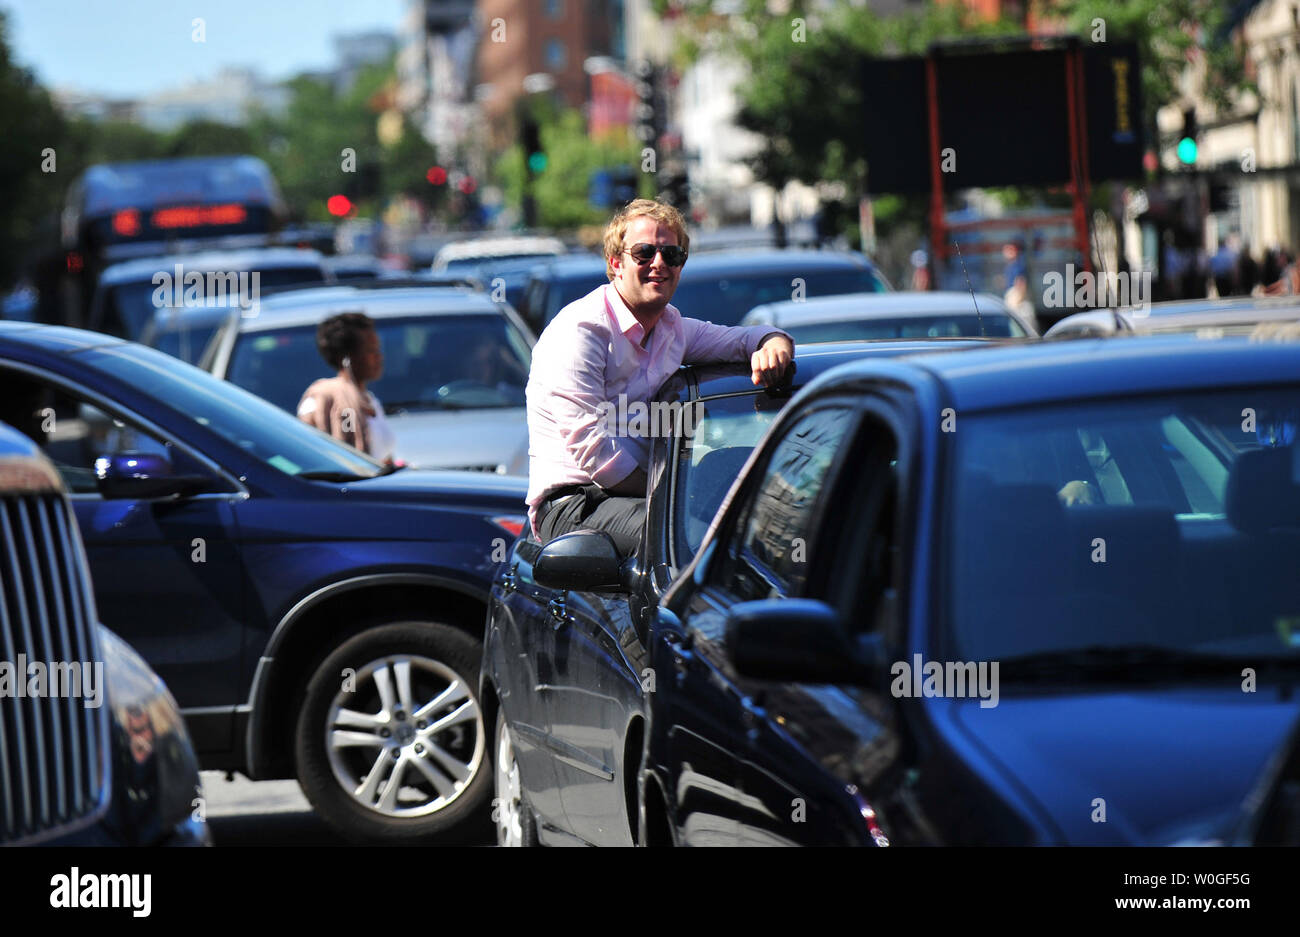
386, 408, 528, 474
947, 685, 1300, 844
340, 467, 528, 511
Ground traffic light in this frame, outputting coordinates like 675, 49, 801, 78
522, 118, 546, 175
1177, 107, 1198, 166
660, 170, 689, 213
635, 61, 663, 148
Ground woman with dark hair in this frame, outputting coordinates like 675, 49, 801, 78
296, 312, 396, 463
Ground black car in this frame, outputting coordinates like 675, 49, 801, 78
644, 335, 1300, 845
481, 339, 987, 846
0, 421, 208, 846
0, 322, 528, 843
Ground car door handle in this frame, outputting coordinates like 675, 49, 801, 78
741, 697, 763, 741
548, 593, 572, 629
662, 631, 693, 675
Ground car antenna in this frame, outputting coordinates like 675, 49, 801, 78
952, 240, 987, 338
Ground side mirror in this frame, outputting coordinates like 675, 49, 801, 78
533, 530, 626, 592
93, 451, 210, 500
725, 599, 873, 685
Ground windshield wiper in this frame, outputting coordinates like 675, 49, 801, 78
296, 470, 370, 482
998, 644, 1299, 683
384, 400, 466, 413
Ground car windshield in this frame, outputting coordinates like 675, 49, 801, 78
153, 323, 221, 363
674, 391, 788, 563
787, 313, 1026, 343
105, 265, 324, 339
944, 388, 1300, 667
228, 313, 532, 414
673, 268, 885, 326
81, 343, 384, 479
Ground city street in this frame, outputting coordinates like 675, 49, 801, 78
1, 0, 1299, 879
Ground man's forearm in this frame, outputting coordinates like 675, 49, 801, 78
604, 466, 648, 497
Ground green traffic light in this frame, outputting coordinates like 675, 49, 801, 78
1177, 137, 1198, 165
527, 152, 548, 173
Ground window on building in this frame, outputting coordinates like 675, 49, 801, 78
544, 38, 566, 70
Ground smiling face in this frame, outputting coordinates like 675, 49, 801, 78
610, 216, 685, 317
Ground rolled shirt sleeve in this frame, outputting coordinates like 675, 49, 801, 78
680, 316, 792, 365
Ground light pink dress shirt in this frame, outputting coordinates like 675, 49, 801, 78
525, 282, 789, 535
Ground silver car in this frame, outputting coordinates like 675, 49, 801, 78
741, 290, 1036, 341
1044, 295, 1300, 339
200, 284, 535, 474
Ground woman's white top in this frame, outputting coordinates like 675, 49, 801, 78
366, 391, 397, 462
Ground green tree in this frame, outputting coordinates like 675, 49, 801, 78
165, 119, 256, 158
493, 108, 646, 229
0, 11, 74, 288
1045, 0, 1249, 127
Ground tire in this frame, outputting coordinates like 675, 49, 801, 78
294, 621, 490, 843
494, 709, 538, 847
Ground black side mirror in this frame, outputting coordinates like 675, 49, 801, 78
93, 451, 211, 500
725, 599, 873, 685
533, 530, 626, 593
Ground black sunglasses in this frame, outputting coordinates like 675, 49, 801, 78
623, 243, 688, 267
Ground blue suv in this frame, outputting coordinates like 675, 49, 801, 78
0, 322, 527, 843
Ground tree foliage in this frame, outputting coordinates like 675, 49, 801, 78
658, 0, 1250, 196
0, 11, 69, 287
493, 107, 647, 229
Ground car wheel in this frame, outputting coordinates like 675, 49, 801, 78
295, 621, 489, 843
494, 709, 538, 846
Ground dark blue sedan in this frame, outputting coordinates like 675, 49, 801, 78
646, 334, 1300, 844
0, 322, 528, 843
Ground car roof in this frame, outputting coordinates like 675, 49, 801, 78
532, 253, 606, 273
231, 285, 506, 332
844, 333, 1300, 413
145, 302, 238, 332
677, 248, 875, 275
745, 291, 1008, 325
681, 338, 998, 400
98, 247, 325, 286
0, 321, 125, 354
433, 236, 566, 267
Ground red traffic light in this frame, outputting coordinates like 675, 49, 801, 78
426, 166, 448, 185
327, 194, 353, 217
457, 176, 477, 195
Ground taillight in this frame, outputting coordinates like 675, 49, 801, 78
492, 516, 525, 537
112, 208, 141, 237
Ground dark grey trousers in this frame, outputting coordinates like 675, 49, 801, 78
536, 483, 645, 557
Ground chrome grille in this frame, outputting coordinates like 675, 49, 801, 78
0, 493, 109, 844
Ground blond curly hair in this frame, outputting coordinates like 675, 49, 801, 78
602, 198, 690, 281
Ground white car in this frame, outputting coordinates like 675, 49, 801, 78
200, 284, 535, 474
741, 290, 1036, 342
431, 235, 566, 273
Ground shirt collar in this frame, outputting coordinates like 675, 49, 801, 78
605, 284, 678, 346
605, 283, 643, 338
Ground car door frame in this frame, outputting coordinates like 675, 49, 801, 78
652, 393, 868, 844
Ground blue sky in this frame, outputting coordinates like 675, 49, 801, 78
4, 0, 406, 97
